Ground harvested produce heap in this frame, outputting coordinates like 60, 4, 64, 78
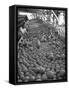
18, 18, 65, 82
